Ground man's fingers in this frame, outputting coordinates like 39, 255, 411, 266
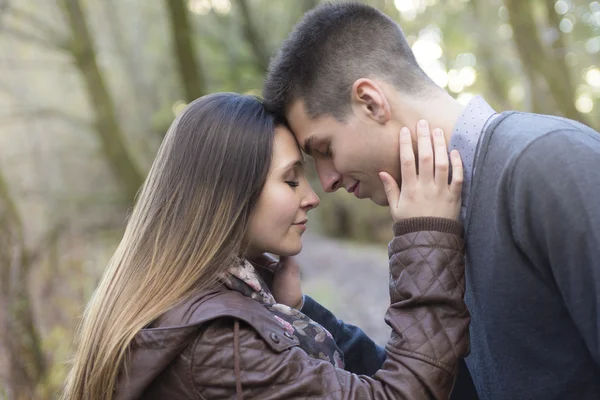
432, 128, 449, 189
450, 150, 464, 199
277, 256, 299, 275
252, 253, 278, 270
399, 127, 417, 188
379, 171, 400, 207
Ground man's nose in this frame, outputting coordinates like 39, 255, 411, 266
315, 159, 342, 192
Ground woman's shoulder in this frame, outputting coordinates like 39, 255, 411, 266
117, 289, 297, 398
138, 287, 298, 350
144, 288, 259, 329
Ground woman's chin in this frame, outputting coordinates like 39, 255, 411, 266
273, 243, 302, 257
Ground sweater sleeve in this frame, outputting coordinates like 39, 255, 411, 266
511, 129, 600, 366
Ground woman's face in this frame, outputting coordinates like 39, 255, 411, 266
244, 126, 320, 258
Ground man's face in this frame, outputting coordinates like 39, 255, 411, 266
287, 99, 400, 206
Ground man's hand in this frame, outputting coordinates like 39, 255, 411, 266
251, 254, 303, 309
379, 120, 463, 222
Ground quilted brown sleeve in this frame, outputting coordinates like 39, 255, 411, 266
192, 217, 468, 399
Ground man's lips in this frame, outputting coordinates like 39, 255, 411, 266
347, 181, 359, 194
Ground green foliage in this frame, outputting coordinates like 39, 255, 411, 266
0, 0, 599, 397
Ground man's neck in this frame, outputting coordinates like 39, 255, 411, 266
389, 88, 465, 145
412, 92, 465, 144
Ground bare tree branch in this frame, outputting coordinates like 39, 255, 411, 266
6, 6, 65, 43
504, 0, 589, 124
0, 0, 9, 16
0, 4, 68, 50
0, 107, 91, 130
0, 25, 67, 49
27, 222, 66, 266
60, 0, 144, 201
0, 57, 69, 71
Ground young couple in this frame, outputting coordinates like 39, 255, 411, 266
63, 2, 600, 400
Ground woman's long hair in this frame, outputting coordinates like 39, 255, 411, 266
62, 93, 277, 399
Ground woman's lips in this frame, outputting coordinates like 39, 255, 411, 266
293, 220, 307, 230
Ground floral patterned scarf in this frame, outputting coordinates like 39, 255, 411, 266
221, 258, 345, 369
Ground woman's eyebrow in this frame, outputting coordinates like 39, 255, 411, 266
281, 159, 304, 172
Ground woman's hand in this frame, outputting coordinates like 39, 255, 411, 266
379, 120, 463, 222
251, 254, 304, 309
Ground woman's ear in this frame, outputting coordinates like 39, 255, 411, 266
350, 78, 391, 124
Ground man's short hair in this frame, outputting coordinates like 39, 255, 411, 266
262, 1, 436, 121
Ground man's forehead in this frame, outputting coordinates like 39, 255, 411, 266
286, 100, 311, 132
286, 100, 335, 151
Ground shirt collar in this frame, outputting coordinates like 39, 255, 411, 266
449, 96, 497, 222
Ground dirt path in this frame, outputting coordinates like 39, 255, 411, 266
296, 232, 392, 346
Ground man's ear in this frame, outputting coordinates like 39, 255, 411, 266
350, 78, 391, 124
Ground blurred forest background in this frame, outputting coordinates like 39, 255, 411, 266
0, 0, 598, 398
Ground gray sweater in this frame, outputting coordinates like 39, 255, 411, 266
465, 111, 600, 399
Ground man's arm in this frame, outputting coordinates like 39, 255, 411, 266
301, 295, 386, 375
511, 129, 600, 365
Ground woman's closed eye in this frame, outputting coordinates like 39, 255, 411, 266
286, 180, 299, 188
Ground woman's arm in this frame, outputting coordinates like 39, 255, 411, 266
191, 218, 468, 399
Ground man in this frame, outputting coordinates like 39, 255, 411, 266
262, 2, 600, 399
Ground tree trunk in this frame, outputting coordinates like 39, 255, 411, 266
542, 0, 578, 104
235, 0, 270, 73
164, 0, 206, 102
61, 0, 144, 202
0, 172, 46, 400
469, 0, 512, 110
101, 0, 159, 141
504, 0, 589, 124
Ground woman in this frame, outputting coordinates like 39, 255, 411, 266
63, 93, 467, 399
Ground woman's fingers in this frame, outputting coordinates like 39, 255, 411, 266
379, 171, 400, 207
432, 128, 450, 189
416, 120, 434, 183
399, 127, 417, 189
384, 121, 463, 222
450, 149, 464, 199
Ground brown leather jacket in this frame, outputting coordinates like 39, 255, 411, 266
115, 217, 468, 399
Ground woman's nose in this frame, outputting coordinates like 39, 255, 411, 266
301, 185, 320, 210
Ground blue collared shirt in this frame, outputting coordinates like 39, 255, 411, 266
449, 96, 497, 222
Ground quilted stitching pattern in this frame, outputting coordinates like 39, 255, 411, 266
387, 230, 469, 372
121, 222, 470, 399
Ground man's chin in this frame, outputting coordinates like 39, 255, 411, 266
371, 194, 389, 206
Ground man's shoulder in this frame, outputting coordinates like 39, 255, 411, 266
491, 111, 596, 138
484, 111, 599, 159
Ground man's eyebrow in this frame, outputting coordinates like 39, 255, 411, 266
303, 135, 316, 156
